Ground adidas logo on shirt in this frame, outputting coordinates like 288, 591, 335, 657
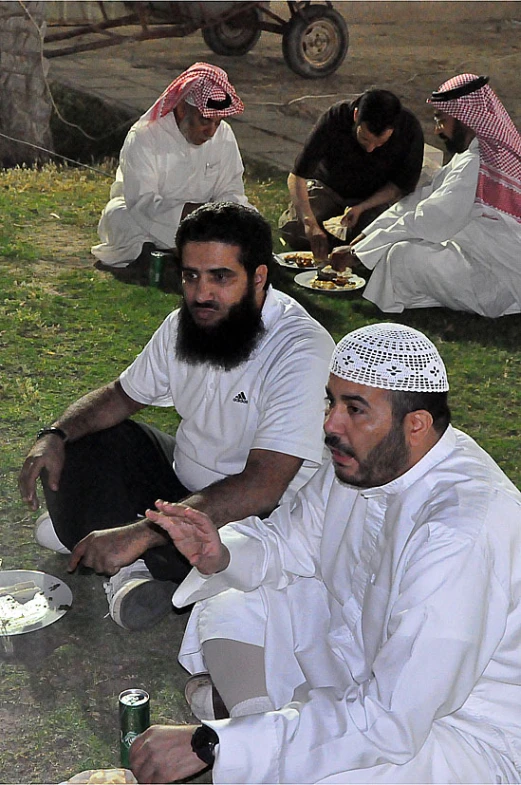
233, 391, 248, 404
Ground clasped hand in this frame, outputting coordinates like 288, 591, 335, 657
146, 500, 230, 575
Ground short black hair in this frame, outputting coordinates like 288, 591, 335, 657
175, 202, 272, 288
388, 390, 451, 435
356, 89, 402, 136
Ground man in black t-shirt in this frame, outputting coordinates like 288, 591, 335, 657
278, 90, 424, 260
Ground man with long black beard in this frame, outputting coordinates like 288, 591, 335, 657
19, 203, 335, 632
175, 264, 264, 371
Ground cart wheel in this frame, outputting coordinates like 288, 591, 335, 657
202, 7, 262, 56
282, 5, 349, 79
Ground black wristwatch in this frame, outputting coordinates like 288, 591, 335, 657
191, 724, 219, 766
36, 426, 68, 443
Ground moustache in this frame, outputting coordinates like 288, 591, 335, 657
324, 434, 356, 459
193, 302, 219, 311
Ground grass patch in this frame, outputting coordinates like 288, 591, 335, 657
0, 161, 520, 782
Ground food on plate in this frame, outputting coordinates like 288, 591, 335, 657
310, 274, 360, 291
317, 264, 352, 282
0, 580, 41, 600
66, 768, 137, 784
332, 277, 360, 289
310, 279, 337, 290
282, 251, 316, 268
0, 584, 50, 633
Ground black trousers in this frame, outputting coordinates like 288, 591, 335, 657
278, 179, 388, 251
42, 420, 192, 583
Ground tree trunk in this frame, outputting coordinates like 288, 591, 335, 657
0, 1, 53, 167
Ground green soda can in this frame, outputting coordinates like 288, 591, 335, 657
119, 688, 150, 767
149, 251, 165, 287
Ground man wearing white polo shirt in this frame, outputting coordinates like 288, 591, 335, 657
19, 203, 335, 632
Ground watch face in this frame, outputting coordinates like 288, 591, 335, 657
191, 724, 218, 767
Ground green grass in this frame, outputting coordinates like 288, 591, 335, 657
0, 161, 521, 782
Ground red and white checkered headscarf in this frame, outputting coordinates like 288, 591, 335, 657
428, 74, 521, 223
142, 62, 244, 124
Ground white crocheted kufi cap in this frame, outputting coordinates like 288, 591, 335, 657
330, 323, 449, 392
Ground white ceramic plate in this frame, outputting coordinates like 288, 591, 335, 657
295, 270, 366, 293
0, 570, 72, 635
273, 252, 319, 271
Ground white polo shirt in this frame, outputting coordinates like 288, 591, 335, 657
119, 286, 335, 502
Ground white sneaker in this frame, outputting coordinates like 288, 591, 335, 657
34, 511, 71, 555
184, 673, 229, 721
103, 559, 176, 631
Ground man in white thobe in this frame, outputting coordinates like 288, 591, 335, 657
331, 74, 521, 318
91, 62, 250, 267
129, 323, 521, 784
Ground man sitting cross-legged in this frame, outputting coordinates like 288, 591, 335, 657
131, 323, 521, 785
19, 202, 334, 632
91, 62, 251, 269
331, 74, 521, 317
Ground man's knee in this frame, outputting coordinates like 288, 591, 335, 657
278, 209, 309, 251
41, 420, 177, 548
386, 240, 427, 268
197, 588, 267, 648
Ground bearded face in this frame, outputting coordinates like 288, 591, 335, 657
176, 276, 265, 370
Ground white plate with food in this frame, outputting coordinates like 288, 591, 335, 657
0, 570, 72, 635
274, 251, 320, 270
295, 270, 366, 293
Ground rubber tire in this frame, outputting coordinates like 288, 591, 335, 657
202, 7, 262, 56
282, 6, 349, 79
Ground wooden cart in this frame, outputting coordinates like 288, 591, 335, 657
44, 1, 349, 79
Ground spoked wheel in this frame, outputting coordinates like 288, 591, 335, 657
282, 5, 349, 78
202, 6, 262, 56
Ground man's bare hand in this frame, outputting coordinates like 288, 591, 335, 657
18, 434, 66, 511
130, 724, 206, 784
146, 501, 230, 575
341, 204, 364, 229
304, 223, 329, 262
329, 245, 360, 272
67, 522, 158, 575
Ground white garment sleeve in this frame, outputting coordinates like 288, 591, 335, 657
205, 126, 250, 207
173, 462, 334, 607
250, 328, 335, 467
118, 122, 250, 247
202, 520, 508, 783
119, 131, 185, 247
355, 148, 480, 268
119, 313, 176, 407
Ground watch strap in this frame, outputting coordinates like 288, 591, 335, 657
36, 426, 68, 443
